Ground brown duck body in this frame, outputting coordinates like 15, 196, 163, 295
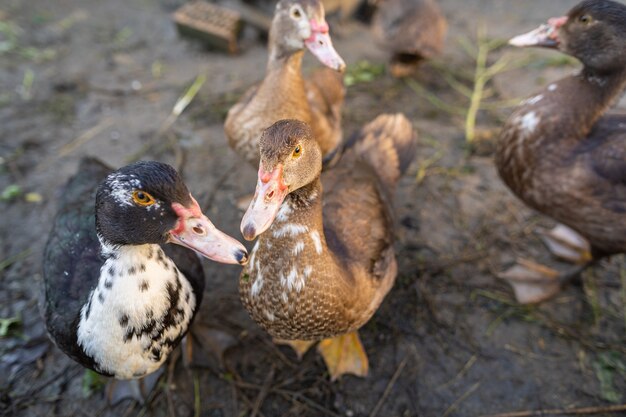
372, 0, 446, 75
224, 0, 345, 168
239, 114, 416, 340
496, 69, 626, 257
225, 52, 344, 167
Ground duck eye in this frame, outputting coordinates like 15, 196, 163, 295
292, 145, 302, 158
291, 6, 302, 19
132, 190, 156, 206
579, 14, 591, 24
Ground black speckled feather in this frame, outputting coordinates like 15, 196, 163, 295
43, 158, 111, 372
43, 158, 206, 374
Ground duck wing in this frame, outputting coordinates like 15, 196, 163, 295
322, 114, 416, 278
588, 114, 626, 212
305, 67, 345, 156
43, 158, 111, 369
322, 161, 394, 279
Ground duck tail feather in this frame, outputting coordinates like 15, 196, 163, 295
351, 113, 417, 188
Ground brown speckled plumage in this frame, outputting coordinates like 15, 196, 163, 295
224, 0, 345, 167
496, 0, 626, 258
240, 114, 416, 340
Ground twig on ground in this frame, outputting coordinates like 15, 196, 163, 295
166, 347, 181, 417
438, 354, 478, 390
441, 381, 481, 417
0, 248, 32, 272
58, 119, 113, 158
35, 119, 113, 173
479, 403, 626, 417
126, 74, 206, 163
369, 355, 409, 417
193, 371, 200, 417
250, 366, 275, 417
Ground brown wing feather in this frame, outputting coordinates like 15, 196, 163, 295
372, 0, 447, 58
322, 161, 394, 279
588, 114, 626, 213
322, 113, 417, 278
305, 67, 345, 155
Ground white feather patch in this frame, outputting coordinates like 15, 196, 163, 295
276, 203, 293, 223
518, 111, 540, 137
272, 223, 308, 238
106, 174, 142, 207
292, 240, 305, 256
77, 244, 195, 379
524, 94, 543, 105
250, 261, 264, 297
285, 267, 298, 291
309, 231, 322, 254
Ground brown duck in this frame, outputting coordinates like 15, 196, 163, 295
371, 0, 447, 77
238, 115, 416, 380
225, 0, 346, 168
496, 0, 626, 304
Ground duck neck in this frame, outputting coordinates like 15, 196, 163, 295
573, 65, 626, 136
266, 46, 304, 76
500, 64, 626, 157
255, 177, 326, 262
278, 178, 324, 234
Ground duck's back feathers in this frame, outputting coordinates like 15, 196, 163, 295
336, 113, 416, 190
43, 158, 112, 371
323, 114, 416, 277
373, 0, 447, 59
589, 114, 626, 182
588, 115, 626, 213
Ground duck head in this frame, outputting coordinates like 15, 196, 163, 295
241, 120, 321, 241
509, 0, 626, 74
96, 161, 248, 265
270, 0, 345, 71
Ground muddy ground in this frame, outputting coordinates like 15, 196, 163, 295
1, 0, 625, 416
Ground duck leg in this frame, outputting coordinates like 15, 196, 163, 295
106, 367, 164, 405
274, 338, 317, 360
182, 324, 237, 368
317, 332, 369, 381
538, 224, 593, 264
498, 258, 588, 304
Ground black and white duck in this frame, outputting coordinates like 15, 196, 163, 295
496, 0, 626, 303
43, 158, 248, 399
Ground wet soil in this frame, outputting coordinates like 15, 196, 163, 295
1, 0, 625, 416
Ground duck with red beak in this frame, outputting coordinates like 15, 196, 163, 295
225, 0, 346, 168
44, 160, 248, 403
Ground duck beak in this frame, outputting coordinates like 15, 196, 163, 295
240, 164, 289, 241
305, 20, 346, 72
509, 16, 566, 49
169, 198, 248, 265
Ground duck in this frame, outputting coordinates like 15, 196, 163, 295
224, 0, 346, 168
495, 0, 626, 304
43, 158, 248, 400
371, 0, 447, 78
238, 115, 416, 380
